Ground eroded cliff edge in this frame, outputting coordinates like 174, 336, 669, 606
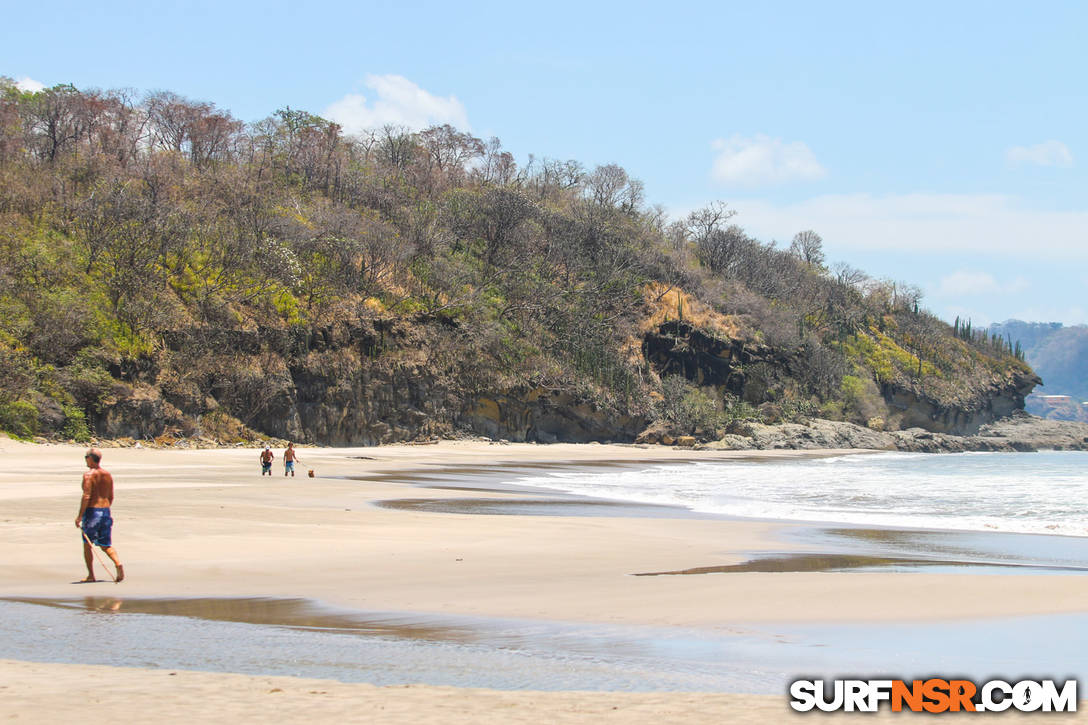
78, 315, 1068, 451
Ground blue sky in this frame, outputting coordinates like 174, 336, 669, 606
5, 0, 1086, 325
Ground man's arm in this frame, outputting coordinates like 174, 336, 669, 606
75, 473, 92, 528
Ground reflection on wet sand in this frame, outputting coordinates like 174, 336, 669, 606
4, 595, 1085, 693
793, 526, 1088, 572
634, 552, 1088, 576
1, 596, 781, 691
82, 596, 123, 612
5, 597, 481, 643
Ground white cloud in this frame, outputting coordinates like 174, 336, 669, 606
1006, 140, 1073, 167
933, 272, 1030, 298
323, 74, 469, 134
710, 134, 826, 186
15, 77, 45, 93
934, 271, 1000, 297
731, 193, 1088, 259
1007, 276, 1031, 294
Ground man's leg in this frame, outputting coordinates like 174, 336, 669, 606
82, 538, 95, 581
102, 546, 124, 583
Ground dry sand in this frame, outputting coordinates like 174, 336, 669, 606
2, 436, 1086, 722
4, 659, 1083, 724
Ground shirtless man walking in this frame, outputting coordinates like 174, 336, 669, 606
284, 442, 299, 477
260, 446, 274, 476
75, 448, 124, 583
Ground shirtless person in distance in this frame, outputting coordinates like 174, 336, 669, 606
75, 448, 124, 583
260, 446, 274, 476
284, 442, 299, 477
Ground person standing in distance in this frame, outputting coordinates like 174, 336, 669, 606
260, 446, 274, 476
75, 448, 124, 582
284, 442, 299, 477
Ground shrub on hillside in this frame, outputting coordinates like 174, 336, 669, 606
0, 399, 39, 438
657, 375, 723, 434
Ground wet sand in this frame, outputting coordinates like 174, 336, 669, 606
4, 594, 1086, 693
2, 436, 1087, 721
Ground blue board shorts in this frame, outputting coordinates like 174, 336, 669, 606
261, 462, 272, 473
285, 461, 295, 473
82, 507, 113, 547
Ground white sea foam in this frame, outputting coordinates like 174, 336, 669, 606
512, 451, 1088, 537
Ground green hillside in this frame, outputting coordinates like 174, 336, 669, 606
0, 79, 1035, 444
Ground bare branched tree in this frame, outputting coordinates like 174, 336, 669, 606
789, 229, 825, 267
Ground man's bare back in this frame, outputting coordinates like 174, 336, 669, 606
82, 468, 114, 508
76, 448, 123, 583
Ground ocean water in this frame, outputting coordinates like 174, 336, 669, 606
508, 451, 1088, 538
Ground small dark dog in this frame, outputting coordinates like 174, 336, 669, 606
307, 469, 315, 478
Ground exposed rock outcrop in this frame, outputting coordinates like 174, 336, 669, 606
879, 367, 1039, 435
461, 391, 645, 443
973, 410, 1088, 451
642, 321, 781, 397
643, 320, 1040, 436
90, 384, 192, 440
95, 321, 650, 445
700, 412, 1088, 453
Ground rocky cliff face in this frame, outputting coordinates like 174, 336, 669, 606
641, 320, 1039, 436
90, 320, 648, 445
460, 391, 646, 443
642, 321, 782, 396
86, 318, 1038, 445
880, 369, 1038, 435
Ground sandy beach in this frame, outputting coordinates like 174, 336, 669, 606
2, 436, 1086, 722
